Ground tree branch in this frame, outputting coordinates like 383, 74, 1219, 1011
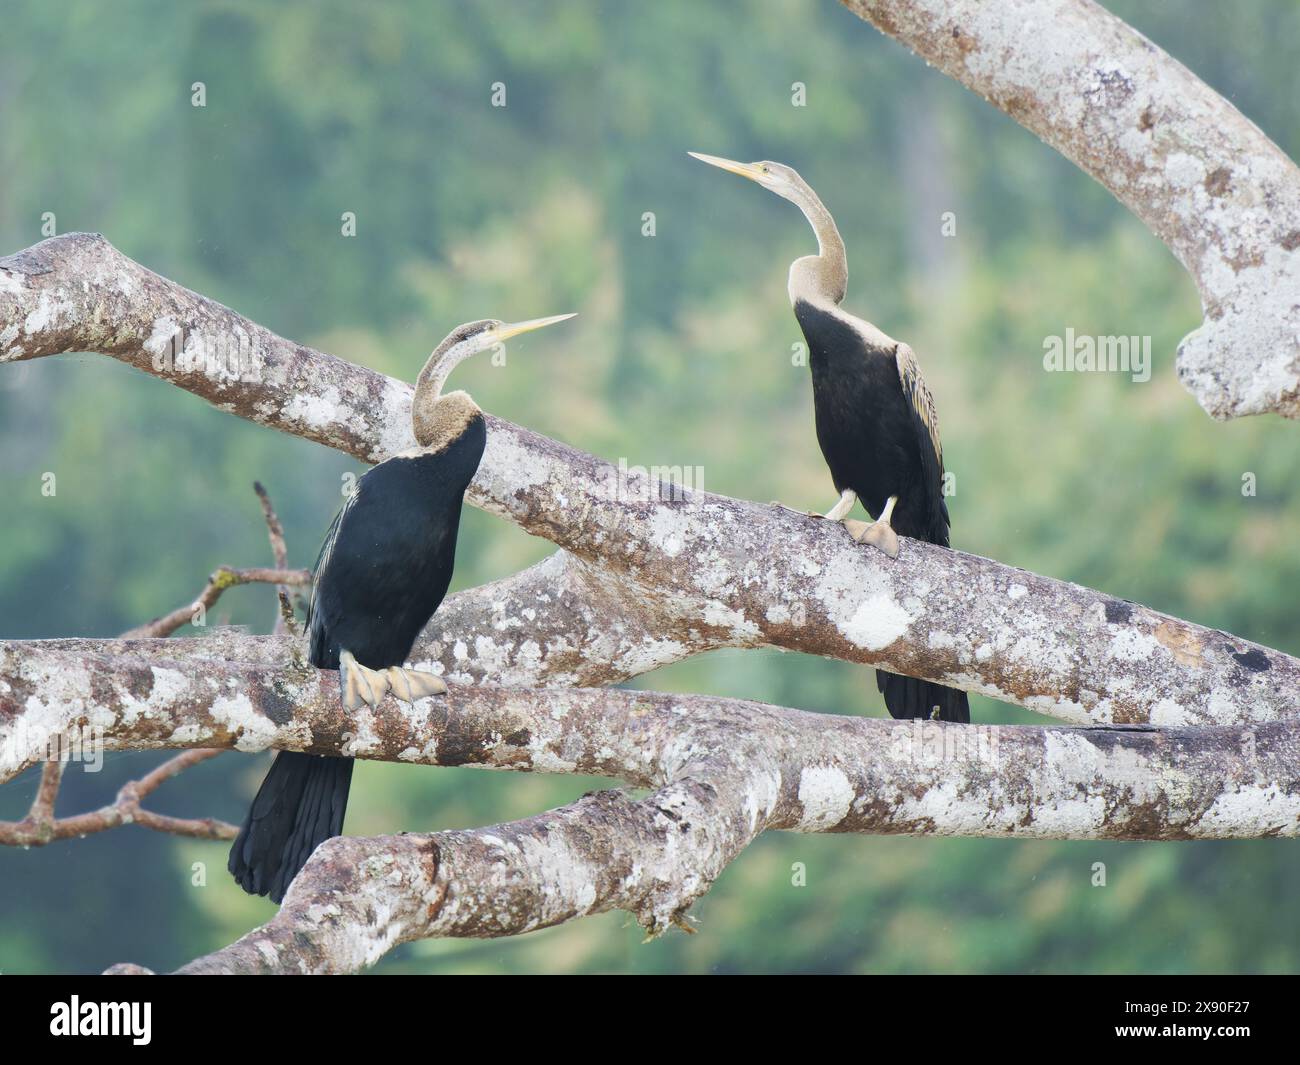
840, 0, 1300, 421
0, 749, 235, 846
2, 232, 1296, 725
252, 480, 298, 636
4, 133, 1299, 969
119, 566, 311, 639
21, 656, 1277, 972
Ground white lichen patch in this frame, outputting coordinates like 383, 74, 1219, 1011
741, 768, 782, 832
23, 291, 71, 334
842, 594, 912, 651
530, 748, 578, 773
1007, 630, 1075, 680
476, 426, 550, 497
1023, 693, 1093, 725
647, 507, 693, 558
811, 551, 915, 651
284, 387, 344, 433
143, 316, 180, 360
209, 692, 278, 752
1107, 628, 1161, 662
170, 723, 206, 745
1195, 783, 1298, 837
524, 835, 598, 908
614, 637, 688, 677
796, 765, 854, 830
342, 709, 382, 756
701, 600, 758, 639
470, 635, 513, 676
1164, 151, 1208, 191
1149, 698, 1191, 726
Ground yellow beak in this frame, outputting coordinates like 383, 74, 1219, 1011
490, 313, 578, 344
688, 151, 766, 183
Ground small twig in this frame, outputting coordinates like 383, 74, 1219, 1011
38, 491, 314, 846
254, 481, 298, 635
0, 749, 236, 846
278, 587, 303, 641
30, 760, 65, 823
119, 565, 311, 639
254, 481, 289, 570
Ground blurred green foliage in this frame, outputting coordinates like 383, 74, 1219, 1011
2, 0, 1298, 974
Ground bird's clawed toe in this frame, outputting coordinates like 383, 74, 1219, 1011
340, 655, 447, 708
340, 651, 390, 710
386, 666, 447, 703
852, 518, 900, 558
847, 495, 900, 557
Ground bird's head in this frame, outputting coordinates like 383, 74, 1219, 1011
687, 152, 812, 207
413, 313, 576, 448
425, 314, 577, 383
689, 151, 846, 304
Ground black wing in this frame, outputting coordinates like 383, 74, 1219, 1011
893, 341, 950, 546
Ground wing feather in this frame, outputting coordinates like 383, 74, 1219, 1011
306, 483, 360, 631
894, 342, 943, 470
894, 342, 951, 544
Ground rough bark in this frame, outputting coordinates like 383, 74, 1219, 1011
841, 0, 1300, 421
82, 671, 1291, 973
7, 642, 1292, 972
4, 2, 1300, 970
3, 233, 1296, 726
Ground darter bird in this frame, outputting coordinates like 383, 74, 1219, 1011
229, 312, 577, 902
689, 152, 968, 723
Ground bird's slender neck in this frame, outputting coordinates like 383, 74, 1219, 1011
412, 341, 480, 450
787, 185, 848, 307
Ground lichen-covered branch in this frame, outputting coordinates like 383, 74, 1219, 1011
16, 648, 1277, 972
840, 0, 1300, 420
6, 643, 1297, 839
2, 233, 1297, 727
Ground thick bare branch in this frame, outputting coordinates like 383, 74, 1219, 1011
19, 654, 1275, 972
840, 0, 1300, 420
5, 643, 1296, 838
1, 232, 1296, 725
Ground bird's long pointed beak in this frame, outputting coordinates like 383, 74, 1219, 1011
491, 313, 577, 343
688, 151, 765, 183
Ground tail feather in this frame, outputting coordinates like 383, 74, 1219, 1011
228, 752, 354, 903
876, 669, 970, 723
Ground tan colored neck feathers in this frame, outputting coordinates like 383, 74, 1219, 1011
412, 389, 480, 451
788, 185, 848, 306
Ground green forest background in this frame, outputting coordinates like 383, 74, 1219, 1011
2, 0, 1299, 974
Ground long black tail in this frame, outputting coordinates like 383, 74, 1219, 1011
228, 752, 354, 903
876, 670, 970, 723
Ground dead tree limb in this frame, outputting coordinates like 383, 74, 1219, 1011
1, 660, 1268, 973
0, 749, 235, 846
840, 0, 1300, 421
2, 233, 1296, 726
119, 566, 311, 639
4, 2, 1300, 970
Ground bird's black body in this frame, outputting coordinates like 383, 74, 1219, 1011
228, 413, 488, 901
794, 298, 969, 723
798, 300, 948, 545
307, 420, 486, 673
